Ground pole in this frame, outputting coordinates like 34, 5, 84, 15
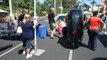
91, 0, 95, 12
54, 0, 56, 15
60, 0, 62, 14
33, 0, 37, 51
9, 0, 14, 20
104, 5, 106, 13
31, 0, 46, 56
15, 0, 18, 20
98, 5, 100, 13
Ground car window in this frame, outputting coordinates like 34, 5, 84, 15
71, 10, 83, 16
68, 9, 83, 30
58, 16, 65, 21
0, 26, 7, 30
0, 23, 8, 30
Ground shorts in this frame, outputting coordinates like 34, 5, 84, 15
49, 23, 56, 30
22, 38, 32, 48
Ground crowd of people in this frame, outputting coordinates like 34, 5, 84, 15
2, 9, 106, 58
47, 9, 107, 51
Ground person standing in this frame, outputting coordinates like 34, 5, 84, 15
57, 20, 62, 37
48, 9, 56, 38
100, 12, 107, 34
85, 11, 104, 51
19, 14, 34, 58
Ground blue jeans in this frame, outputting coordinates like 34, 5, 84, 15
88, 29, 99, 50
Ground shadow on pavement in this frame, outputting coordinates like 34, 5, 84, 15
57, 37, 81, 50
57, 37, 71, 49
18, 49, 23, 54
1, 35, 22, 41
0, 44, 13, 52
98, 34, 107, 48
92, 57, 107, 60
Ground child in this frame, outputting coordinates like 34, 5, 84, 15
57, 20, 62, 37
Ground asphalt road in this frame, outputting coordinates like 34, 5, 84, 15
0, 17, 107, 60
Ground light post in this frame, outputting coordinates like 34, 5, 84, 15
9, 0, 14, 20
54, 0, 56, 15
31, 0, 45, 56
33, 0, 37, 52
60, 0, 63, 14
15, 0, 18, 20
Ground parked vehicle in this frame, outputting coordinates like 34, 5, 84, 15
0, 23, 8, 38
56, 14, 66, 21
65, 8, 84, 49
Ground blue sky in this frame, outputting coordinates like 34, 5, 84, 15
39, 0, 100, 5
78, 0, 100, 5
39, 0, 45, 3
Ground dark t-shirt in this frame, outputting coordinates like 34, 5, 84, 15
20, 21, 34, 39
48, 12, 55, 23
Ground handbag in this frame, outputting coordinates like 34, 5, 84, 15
17, 26, 22, 35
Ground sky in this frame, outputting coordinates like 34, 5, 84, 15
39, 0, 45, 3
78, 0, 100, 6
39, 0, 100, 5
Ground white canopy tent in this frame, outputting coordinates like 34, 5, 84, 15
0, 9, 8, 13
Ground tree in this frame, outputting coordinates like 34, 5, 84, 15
90, 0, 97, 12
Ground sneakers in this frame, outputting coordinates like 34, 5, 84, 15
26, 54, 32, 58
22, 51, 25, 54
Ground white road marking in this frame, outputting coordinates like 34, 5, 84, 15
68, 50, 73, 60
34, 49, 46, 56
0, 43, 22, 58
0, 29, 87, 58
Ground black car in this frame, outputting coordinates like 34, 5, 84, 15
63, 9, 84, 49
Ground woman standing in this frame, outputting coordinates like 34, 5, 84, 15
85, 11, 104, 51
19, 14, 34, 58
48, 9, 56, 38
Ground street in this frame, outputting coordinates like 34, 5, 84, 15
0, 17, 107, 60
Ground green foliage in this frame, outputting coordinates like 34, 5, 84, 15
0, 0, 78, 16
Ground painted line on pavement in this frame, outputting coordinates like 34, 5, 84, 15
0, 43, 22, 58
68, 50, 73, 60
